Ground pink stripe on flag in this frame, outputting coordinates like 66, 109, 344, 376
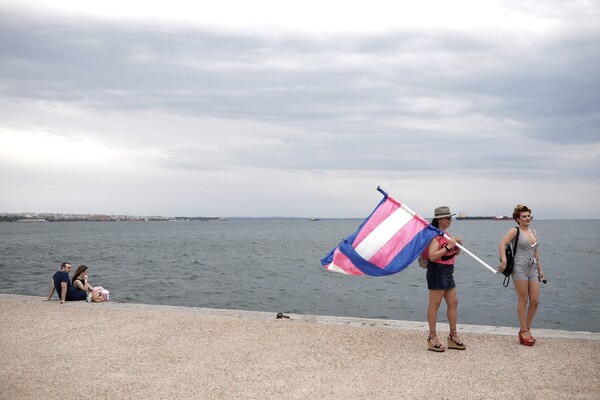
367, 217, 428, 267
353, 199, 399, 247
327, 248, 364, 275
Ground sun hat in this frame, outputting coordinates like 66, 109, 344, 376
434, 206, 455, 219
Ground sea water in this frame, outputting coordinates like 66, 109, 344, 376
1, 219, 598, 332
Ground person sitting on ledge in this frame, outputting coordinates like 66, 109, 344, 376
72, 264, 106, 302
46, 262, 87, 304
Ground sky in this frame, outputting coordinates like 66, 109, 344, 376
0, 1, 599, 219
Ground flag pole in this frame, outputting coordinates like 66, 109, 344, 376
444, 236, 497, 274
376, 186, 497, 274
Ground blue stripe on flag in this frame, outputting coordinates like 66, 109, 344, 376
337, 225, 441, 276
321, 187, 443, 276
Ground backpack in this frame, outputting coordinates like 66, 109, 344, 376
501, 227, 520, 287
418, 253, 428, 269
418, 234, 443, 269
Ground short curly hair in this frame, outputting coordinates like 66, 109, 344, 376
512, 204, 531, 221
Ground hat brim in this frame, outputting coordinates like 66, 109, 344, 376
434, 213, 455, 218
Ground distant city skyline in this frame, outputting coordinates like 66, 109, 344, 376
2, 210, 595, 221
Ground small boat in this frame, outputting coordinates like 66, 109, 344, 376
310, 218, 320, 221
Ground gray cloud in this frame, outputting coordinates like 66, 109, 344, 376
0, 4, 599, 217
2, 11, 598, 130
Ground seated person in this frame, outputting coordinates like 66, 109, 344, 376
46, 262, 87, 303
72, 264, 107, 302
72, 264, 95, 291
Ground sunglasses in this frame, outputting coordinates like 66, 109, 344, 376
520, 215, 533, 219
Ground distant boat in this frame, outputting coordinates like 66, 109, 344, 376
455, 213, 510, 221
310, 218, 320, 221
18, 218, 47, 222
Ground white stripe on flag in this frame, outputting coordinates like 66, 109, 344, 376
354, 206, 413, 260
326, 263, 350, 275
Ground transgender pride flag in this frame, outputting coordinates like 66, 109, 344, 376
321, 187, 442, 276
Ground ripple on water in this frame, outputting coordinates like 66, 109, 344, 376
1, 219, 599, 332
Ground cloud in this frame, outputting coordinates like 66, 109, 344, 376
0, 2, 599, 217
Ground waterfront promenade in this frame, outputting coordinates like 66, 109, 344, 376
1, 294, 598, 399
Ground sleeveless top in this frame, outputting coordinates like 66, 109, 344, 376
428, 233, 458, 266
514, 228, 539, 263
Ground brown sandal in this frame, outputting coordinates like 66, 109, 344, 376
447, 331, 466, 350
428, 334, 445, 352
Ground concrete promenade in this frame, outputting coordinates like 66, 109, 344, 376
1, 294, 598, 399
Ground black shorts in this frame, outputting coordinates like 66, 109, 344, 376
426, 261, 456, 290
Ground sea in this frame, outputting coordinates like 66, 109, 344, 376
1, 219, 598, 333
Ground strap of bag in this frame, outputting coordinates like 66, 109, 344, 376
503, 227, 520, 287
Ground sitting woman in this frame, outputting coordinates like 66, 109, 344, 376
72, 265, 107, 302
72, 265, 94, 291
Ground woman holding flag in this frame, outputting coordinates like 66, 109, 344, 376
320, 187, 495, 351
425, 206, 466, 352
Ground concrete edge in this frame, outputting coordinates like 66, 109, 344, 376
4, 293, 598, 341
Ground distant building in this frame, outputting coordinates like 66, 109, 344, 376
85, 215, 112, 222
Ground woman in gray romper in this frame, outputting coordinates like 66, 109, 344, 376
498, 205, 545, 346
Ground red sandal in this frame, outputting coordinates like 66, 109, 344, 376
518, 330, 535, 346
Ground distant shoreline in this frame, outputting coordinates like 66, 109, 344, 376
0, 215, 224, 222
0, 215, 364, 222
1, 215, 595, 222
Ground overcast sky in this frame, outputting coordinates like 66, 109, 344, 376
0, 0, 598, 218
